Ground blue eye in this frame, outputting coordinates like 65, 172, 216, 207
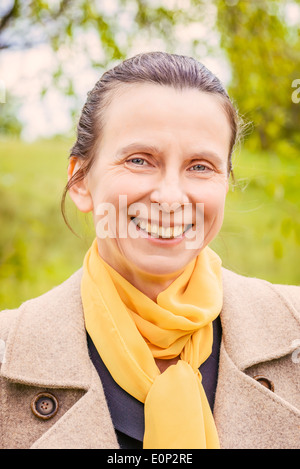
190, 164, 207, 171
130, 158, 147, 165
132, 158, 144, 165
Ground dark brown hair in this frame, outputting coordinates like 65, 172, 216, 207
61, 51, 243, 226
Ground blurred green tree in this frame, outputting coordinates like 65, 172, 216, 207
0, 91, 22, 136
0, 0, 205, 92
214, 0, 300, 155
212, 0, 300, 265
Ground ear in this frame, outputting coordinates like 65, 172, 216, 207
67, 157, 93, 213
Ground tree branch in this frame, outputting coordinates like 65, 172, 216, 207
0, 0, 19, 33
54, 0, 72, 19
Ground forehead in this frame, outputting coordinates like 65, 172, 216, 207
99, 83, 231, 157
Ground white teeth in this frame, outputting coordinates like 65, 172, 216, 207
173, 225, 182, 237
164, 227, 171, 238
151, 224, 158, 235
139, 219, 147, 231
133, 218, 189, 238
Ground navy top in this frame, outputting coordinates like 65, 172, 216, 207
87, 315, 222, 449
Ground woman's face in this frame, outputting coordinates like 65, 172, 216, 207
71, 83, 231, 279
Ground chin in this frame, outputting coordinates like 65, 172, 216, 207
131, 254, 196, 278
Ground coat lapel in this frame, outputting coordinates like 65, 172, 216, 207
30, 367, 119, 449
220, 268, 300, 370
1, 269, 119, 449
1, 270, 90, 389
214, 268, 300, 449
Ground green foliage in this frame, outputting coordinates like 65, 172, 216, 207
215, 0, 300, 153
0, 137, 94, 310
0, 1, 203, 83
0, 93, 23, 136
0, 138, 299, 311
212, 148, 300, 283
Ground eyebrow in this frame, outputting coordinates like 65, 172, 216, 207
116, 142, 225, 167
188, 151, 225, 167
116, 142, 161, 158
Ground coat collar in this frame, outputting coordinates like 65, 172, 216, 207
220, 268, 300, 371
1, 269, 91, 390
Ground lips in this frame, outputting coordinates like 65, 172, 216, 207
131, 217, 193, 239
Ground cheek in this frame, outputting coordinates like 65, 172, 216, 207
192, 181, 227, 218
94, 173, 151, 206
90, 179, 149, 231
205, 192, 226, 217
197, 184, 227, 245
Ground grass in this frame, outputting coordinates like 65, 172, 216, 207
0, 137, 299, 310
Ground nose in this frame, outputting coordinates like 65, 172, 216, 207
150, 171, 189, 210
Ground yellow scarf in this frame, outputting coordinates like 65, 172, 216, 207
81, 238, 222, 449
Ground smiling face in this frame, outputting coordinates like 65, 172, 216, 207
70, 83, 231, 283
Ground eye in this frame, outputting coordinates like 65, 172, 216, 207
189, 163, 210, 172
127, 157, 149, 166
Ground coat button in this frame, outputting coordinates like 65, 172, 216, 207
31, 392, 59, 420
253, 375, 275, 392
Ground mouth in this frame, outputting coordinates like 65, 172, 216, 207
130, 217, 193, 239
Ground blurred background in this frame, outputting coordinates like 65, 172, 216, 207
0, 0, 299, 310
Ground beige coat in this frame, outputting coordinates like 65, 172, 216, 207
0, 267, 300, 449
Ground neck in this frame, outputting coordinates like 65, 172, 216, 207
97, 244, 185, 301
121, 269, 183, 301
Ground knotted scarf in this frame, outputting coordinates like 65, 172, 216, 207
81, 238, 222, 448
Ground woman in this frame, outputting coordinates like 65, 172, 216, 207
0, 52, 299, 450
